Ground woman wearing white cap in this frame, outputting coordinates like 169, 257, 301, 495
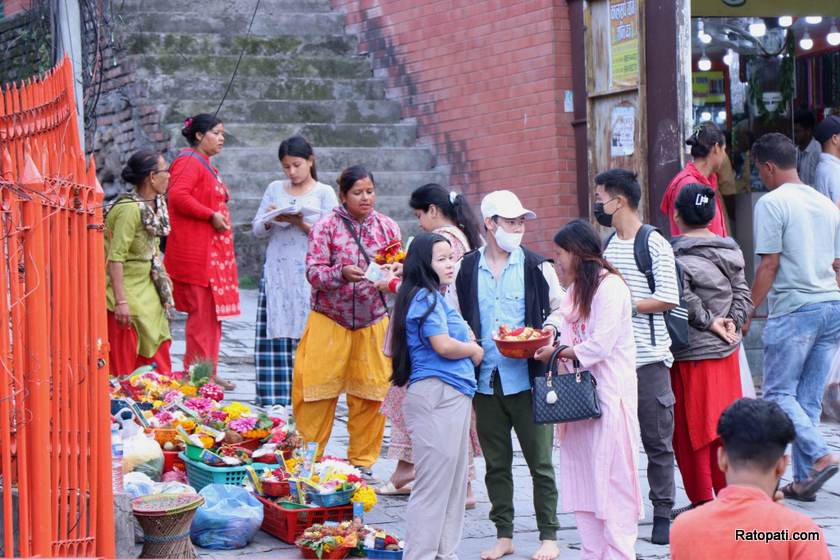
450, 190, 565, 560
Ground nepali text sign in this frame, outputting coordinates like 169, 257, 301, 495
608, 0, 639, 88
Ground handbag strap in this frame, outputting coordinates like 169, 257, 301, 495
339, 215, 389, 314
547, 345, 582, 376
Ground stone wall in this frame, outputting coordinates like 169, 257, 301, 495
329, 0, 579, 253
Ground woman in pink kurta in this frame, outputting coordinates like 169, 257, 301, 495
537, 219, 643, 560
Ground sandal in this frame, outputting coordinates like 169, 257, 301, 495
214, 377, 236, 391
375, 481, 412, 496
781, 481, 818, 502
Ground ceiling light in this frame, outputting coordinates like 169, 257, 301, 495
828, 26, 840, 47
701, 111, 712, 122
749, 21, 767, 38
800, 31, 814, 50
805, 16, 823, 25
778, 16, 793, 28
698, 51, 712, 72
723, 49, 734, 66
717, 111, 727, 122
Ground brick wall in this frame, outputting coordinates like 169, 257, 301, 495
0, 2, 50, 84
84, 4, 170, 197
330, 0, 578, 253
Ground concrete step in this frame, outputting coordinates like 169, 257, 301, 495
222, 170, 448, 200
213, 147, 434, 175
132, 53, 370, 80
163, 122, 418, 148
148, 76, 385, 102
120, 11, 344, 37
161, 99, 402, 124
124, 32, 356, 58
117, 0, 334, 15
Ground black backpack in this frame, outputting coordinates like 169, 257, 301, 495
606, 225, 689, 352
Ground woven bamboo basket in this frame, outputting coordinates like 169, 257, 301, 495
132, 493, 205, 559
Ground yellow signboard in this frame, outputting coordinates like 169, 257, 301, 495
609, 0, 640, 87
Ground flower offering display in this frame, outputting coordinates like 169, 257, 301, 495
373, 239, 406, 265
295, 522, 405, 559
295, 521, 362, 559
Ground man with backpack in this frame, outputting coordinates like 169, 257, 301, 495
597, 168, 682, 545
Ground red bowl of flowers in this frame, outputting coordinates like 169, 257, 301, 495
492, 326, 553, 359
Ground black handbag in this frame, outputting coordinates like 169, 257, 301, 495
532, 345, 601, 424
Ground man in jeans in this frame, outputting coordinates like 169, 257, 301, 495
452, 190, 564, 560
598, 169, 679, 544
748, 132, 840, 501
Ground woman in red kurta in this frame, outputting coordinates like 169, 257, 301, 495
164, 113, 240, 389
661, 123, 729, 237
669, 184, 752, 514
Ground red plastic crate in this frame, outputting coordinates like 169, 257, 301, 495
256, 495, 353, 544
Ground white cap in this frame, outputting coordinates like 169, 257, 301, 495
480, 190, 537, 220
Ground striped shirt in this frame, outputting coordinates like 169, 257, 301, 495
605, 230, 680, 368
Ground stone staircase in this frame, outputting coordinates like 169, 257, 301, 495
115, 0, 443, 278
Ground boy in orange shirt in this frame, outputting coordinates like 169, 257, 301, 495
671, 398, 830, 559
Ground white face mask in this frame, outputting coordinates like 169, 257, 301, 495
494, 226, 523, 253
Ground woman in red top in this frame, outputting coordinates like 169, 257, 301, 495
292, 165, 400, 474
660, 123, 729, 237
164, 113, 240, 389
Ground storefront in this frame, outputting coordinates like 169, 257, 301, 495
568, 0, 840, 374
690, 2, 840, 280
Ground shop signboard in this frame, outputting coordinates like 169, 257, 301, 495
608, 0, 639, 87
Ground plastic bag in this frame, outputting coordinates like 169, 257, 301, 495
123, 433, 164, 481
123, 471, 155, 498
190, 484, 263, 549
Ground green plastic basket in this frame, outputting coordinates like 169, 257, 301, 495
179, 452, 272, 492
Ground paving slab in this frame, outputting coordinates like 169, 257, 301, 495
158, 288, 840, 559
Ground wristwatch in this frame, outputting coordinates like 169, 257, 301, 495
631, 302, 639, 317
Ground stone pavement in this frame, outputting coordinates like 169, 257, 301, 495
164, 289, 840, 559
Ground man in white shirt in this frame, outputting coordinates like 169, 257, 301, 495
813, 115, 840, 205
795, 109, 821, 187
598, 169, 680, 545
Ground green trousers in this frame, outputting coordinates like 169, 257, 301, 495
474, 381, 559, 540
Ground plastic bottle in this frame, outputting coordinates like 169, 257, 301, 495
111, 423, 124, 493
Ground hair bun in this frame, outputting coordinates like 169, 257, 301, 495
685, 137, 698, 146
121, 166, 139, 185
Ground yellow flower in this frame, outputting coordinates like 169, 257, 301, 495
222, 402, 251, 420
351, 486, 377, 512
152, 400, 165, 409
179, 385, 198, 397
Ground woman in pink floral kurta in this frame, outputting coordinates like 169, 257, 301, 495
291, 166, 400, 471
538, 219, 643, 559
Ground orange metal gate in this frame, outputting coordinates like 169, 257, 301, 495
0, 56, 115, 557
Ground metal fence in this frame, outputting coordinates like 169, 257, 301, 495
0, 55, 114, 557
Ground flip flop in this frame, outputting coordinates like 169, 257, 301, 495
375, 481, 412, 496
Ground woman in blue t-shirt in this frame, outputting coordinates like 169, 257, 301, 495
390, 232, 484, 559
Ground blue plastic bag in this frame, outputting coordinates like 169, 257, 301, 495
190, 484, 263, 549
